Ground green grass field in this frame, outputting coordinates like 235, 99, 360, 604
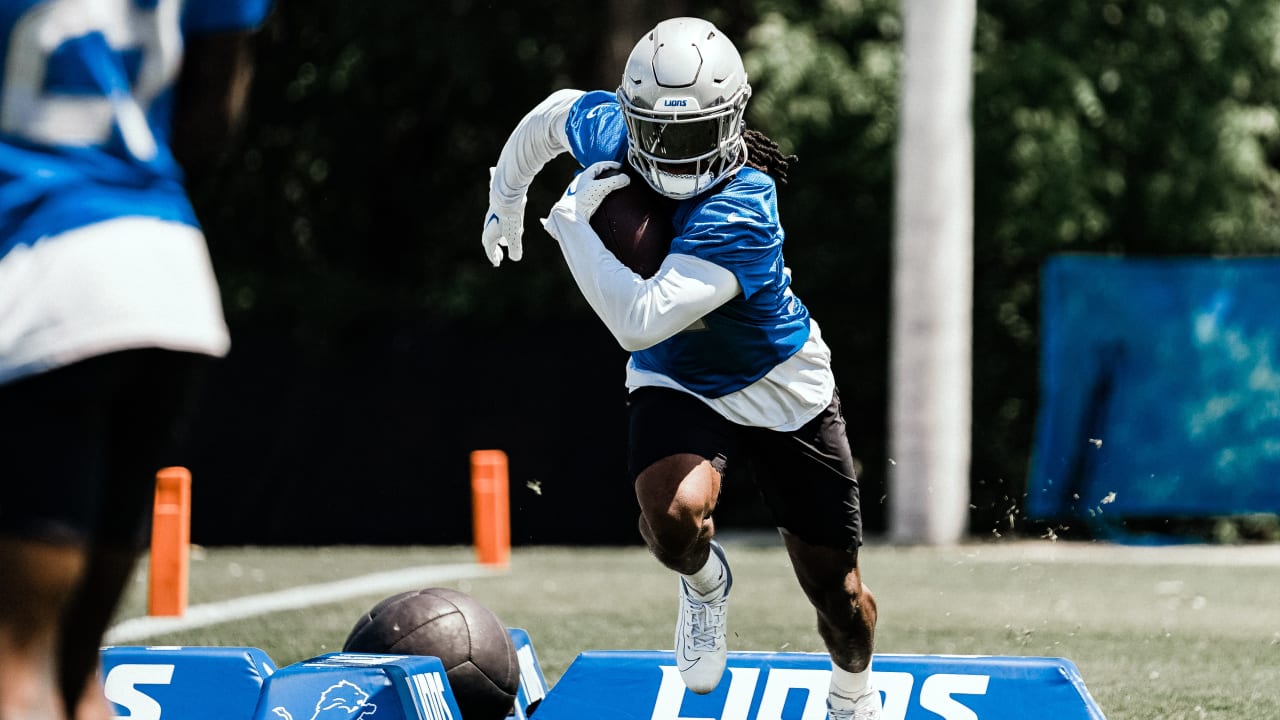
109, 536, 1280, 720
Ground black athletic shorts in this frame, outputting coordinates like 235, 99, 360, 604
0, 348, 211, 547
626, 386, 863, 552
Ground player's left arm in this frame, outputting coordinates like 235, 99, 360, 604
541, 161, 740, 352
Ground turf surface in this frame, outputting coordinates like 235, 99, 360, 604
110, 537, 1280, 720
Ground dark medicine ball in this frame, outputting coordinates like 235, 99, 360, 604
344, 587, 520, 720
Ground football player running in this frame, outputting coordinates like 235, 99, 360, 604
482, 17, 882, 720
0, 1, 270, 718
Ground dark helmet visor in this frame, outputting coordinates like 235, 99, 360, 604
633, 116, 722, 161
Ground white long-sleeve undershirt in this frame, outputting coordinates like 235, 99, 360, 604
542, 203, 740, 352
489, 89, 584, 207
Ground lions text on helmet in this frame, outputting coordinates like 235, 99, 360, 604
618, 17, 751, 200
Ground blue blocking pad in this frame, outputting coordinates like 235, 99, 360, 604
250, 653, 462, 720
508, 628, 548, 719
99, 646, 277, 720
100, 628, 547, 720
533, 651, 1107, 720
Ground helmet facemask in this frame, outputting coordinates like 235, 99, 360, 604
618, 86, 750, 199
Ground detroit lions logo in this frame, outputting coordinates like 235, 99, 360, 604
271, 680, 378, 720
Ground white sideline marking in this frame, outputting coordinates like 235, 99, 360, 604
945, 541, 1280, 568
105, 562, 500, 643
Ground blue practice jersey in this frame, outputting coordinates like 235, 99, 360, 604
0, 0, 272, 260
565, 90, 811, 398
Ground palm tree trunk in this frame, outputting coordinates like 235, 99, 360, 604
889, 0, 976, 545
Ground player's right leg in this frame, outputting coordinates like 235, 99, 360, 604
0, 539, 86, 720
635, 455, 733, 695
60, 349, 209, 720
0, 349, 209, 720
627, 388, 737, 694
0, 355, 118, 720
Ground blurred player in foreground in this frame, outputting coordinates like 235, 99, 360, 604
482, 16, 881, 720
0, 1, 271, 717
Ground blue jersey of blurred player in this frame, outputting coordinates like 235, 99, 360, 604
482, 17, 883, 720
0, 1, 271, 718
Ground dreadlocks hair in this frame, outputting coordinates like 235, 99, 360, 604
742, 128, 798, 187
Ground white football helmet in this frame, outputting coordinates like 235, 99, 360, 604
617, 17, 751, 199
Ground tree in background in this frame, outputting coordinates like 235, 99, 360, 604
182, 0, 1280, 544
970, 0, 1280, 536
742, 1, 902, 529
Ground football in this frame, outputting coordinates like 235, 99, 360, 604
343, 587, 519, 720
589, 166, 675, 278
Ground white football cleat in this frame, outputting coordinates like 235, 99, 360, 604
674, 540, 732, 694
827, 687, 883, 720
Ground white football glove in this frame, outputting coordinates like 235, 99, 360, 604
550, 160, 631, 223
482, 167, 527, 266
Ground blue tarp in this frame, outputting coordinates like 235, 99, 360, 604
1027, 255, 1280, 528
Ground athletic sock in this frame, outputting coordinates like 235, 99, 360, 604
829, 662, 873, 707
681, 546, 729, 599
